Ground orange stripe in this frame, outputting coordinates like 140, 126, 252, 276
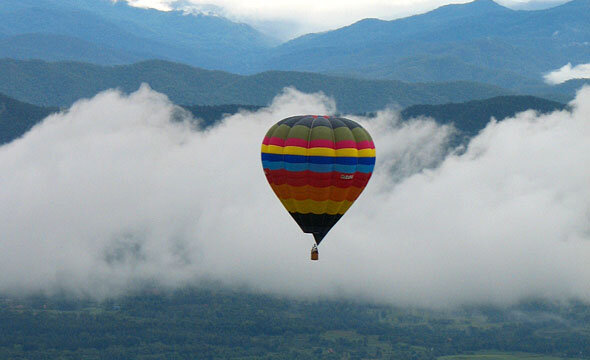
279, 198, 354, 215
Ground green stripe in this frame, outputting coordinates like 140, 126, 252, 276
352, 127, 372, 142
287, 125, 310, 140
271, 124, 292, 140
334, 127, 355, 142
309, 126, 334, 141
268, 117, 373, 143
264, 124, 278, 139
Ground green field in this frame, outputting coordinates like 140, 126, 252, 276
440, 352, 583, 360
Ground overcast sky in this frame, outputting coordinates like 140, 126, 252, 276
121, 0, 571, 39
1, 85, 589, 306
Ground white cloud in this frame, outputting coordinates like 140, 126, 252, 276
544, 63, 590, 85
499, 0, 568, 9
121, 0, 172, 11
1, 85, 589, 307
120, 0, 570, 39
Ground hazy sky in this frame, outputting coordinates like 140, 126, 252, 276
1, 84, 589, 306
122, 0, 570, 39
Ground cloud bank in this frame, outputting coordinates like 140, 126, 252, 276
1, 85, 589, 307
545, 63, 590, 85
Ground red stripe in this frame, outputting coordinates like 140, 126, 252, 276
268, 137, 285, 146
357, 140, 375, 149
285, 138, 308, 147
309, 139, 332, 148
335, 140, 355, 149
264, 169, 372, 188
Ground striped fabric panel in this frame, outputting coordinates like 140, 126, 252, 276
279, 198, 355, 215
261, 115, 375, 223
264, 169, 372, 188
289, 213, 343, 238
261, 153, 375, 174
270, 184, 364, 202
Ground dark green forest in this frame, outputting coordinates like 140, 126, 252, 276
1, 288, 590, 359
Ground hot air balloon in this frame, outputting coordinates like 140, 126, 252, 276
261, 115, 376, 260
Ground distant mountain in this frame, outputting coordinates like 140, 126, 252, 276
401, 95, 566, 136
0, 0, 276, 72
0, 59, 513, 112
0, 33, 144, 65
258, 0, 590, 94
0, 92, 58, 144
0, 0, 587, 96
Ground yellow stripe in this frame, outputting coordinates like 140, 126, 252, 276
284, 146, 310, 156
307, 147, 336, 156
262, 145, 375, 158
261, 144, 284, 154
334, 148, 358, 157
358, 148, 376, 157
279, 198, 354, 215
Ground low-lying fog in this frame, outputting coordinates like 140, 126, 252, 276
1, 85, 589, 307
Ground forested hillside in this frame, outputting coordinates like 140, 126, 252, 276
401, 95, 566, 135
2, 289, 590, 359
0, 59, 512, 112
0, 93, 58, 144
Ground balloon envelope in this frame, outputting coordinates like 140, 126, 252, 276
261, 115, 375, 244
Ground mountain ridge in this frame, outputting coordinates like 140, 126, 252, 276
0, 0, 587, 97
257, 0, 589, 94
0, 91, 565, 145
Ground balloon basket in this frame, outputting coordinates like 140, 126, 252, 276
311, 248, 319, 261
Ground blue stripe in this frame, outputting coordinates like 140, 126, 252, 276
261, 153, 375, 165
308, 156, 356, 165
285, 163, 310, 172
262, 161, 286, 171
308, 163, 333, 173
261, 153, 283, 161
358, 157, 376, 165
333, 164, 358, 173
262, 160, 371, 174
357, 164, 375, 173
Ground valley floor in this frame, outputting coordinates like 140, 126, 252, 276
2, 288, 590, 359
